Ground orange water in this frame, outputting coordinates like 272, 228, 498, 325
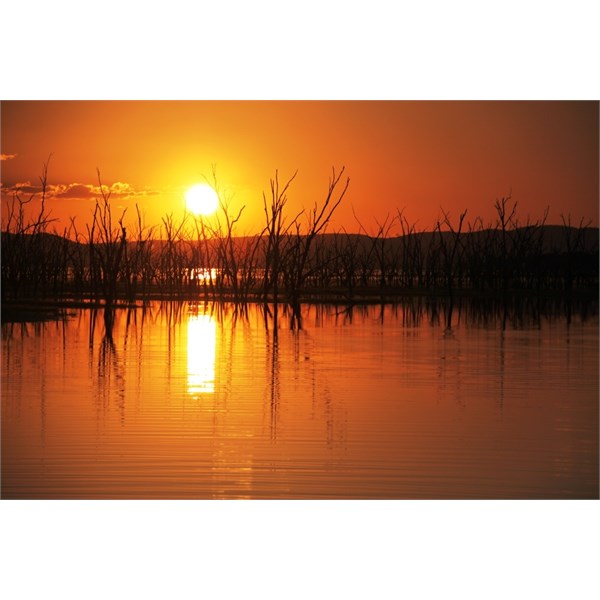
2, 301, 598, 499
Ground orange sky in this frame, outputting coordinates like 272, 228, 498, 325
1, 101, 598, 235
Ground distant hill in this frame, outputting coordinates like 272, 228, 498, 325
314, 225, 598, 254
2, 225, 598, 256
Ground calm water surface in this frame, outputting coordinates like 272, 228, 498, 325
2, 299, 598, 499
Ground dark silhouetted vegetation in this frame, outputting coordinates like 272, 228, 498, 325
2, 164, 598, 328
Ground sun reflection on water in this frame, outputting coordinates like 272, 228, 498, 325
187, 312, 216, 396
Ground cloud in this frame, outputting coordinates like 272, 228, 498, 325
101, 182, 159, 198
0, 153, 17, 161
1, 179, 161, 202
110, 181, 134, 194
2, 181, 41, 195
53, 183, 97, 199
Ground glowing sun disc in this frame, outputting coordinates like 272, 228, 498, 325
185, 184, 219, 216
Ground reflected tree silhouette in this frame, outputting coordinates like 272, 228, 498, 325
86, 306, 126, 424
103, 306, 115, 341
265, 328, 280, 441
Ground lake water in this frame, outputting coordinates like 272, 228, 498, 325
2, 298, 598, 499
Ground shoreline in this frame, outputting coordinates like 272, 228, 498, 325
2, 287, 597, 324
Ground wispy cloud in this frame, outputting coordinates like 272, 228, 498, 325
0, 153, 17, 161
1, 180, 160, 201
5, 181, 39, 195
110, 181, 134, 194
53, 183, 97, 199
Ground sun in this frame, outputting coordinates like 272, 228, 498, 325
185, 184, 219, 216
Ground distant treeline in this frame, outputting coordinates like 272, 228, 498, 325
1, 166, 598, 306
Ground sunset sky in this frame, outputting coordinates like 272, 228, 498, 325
1, 101, 598, 235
